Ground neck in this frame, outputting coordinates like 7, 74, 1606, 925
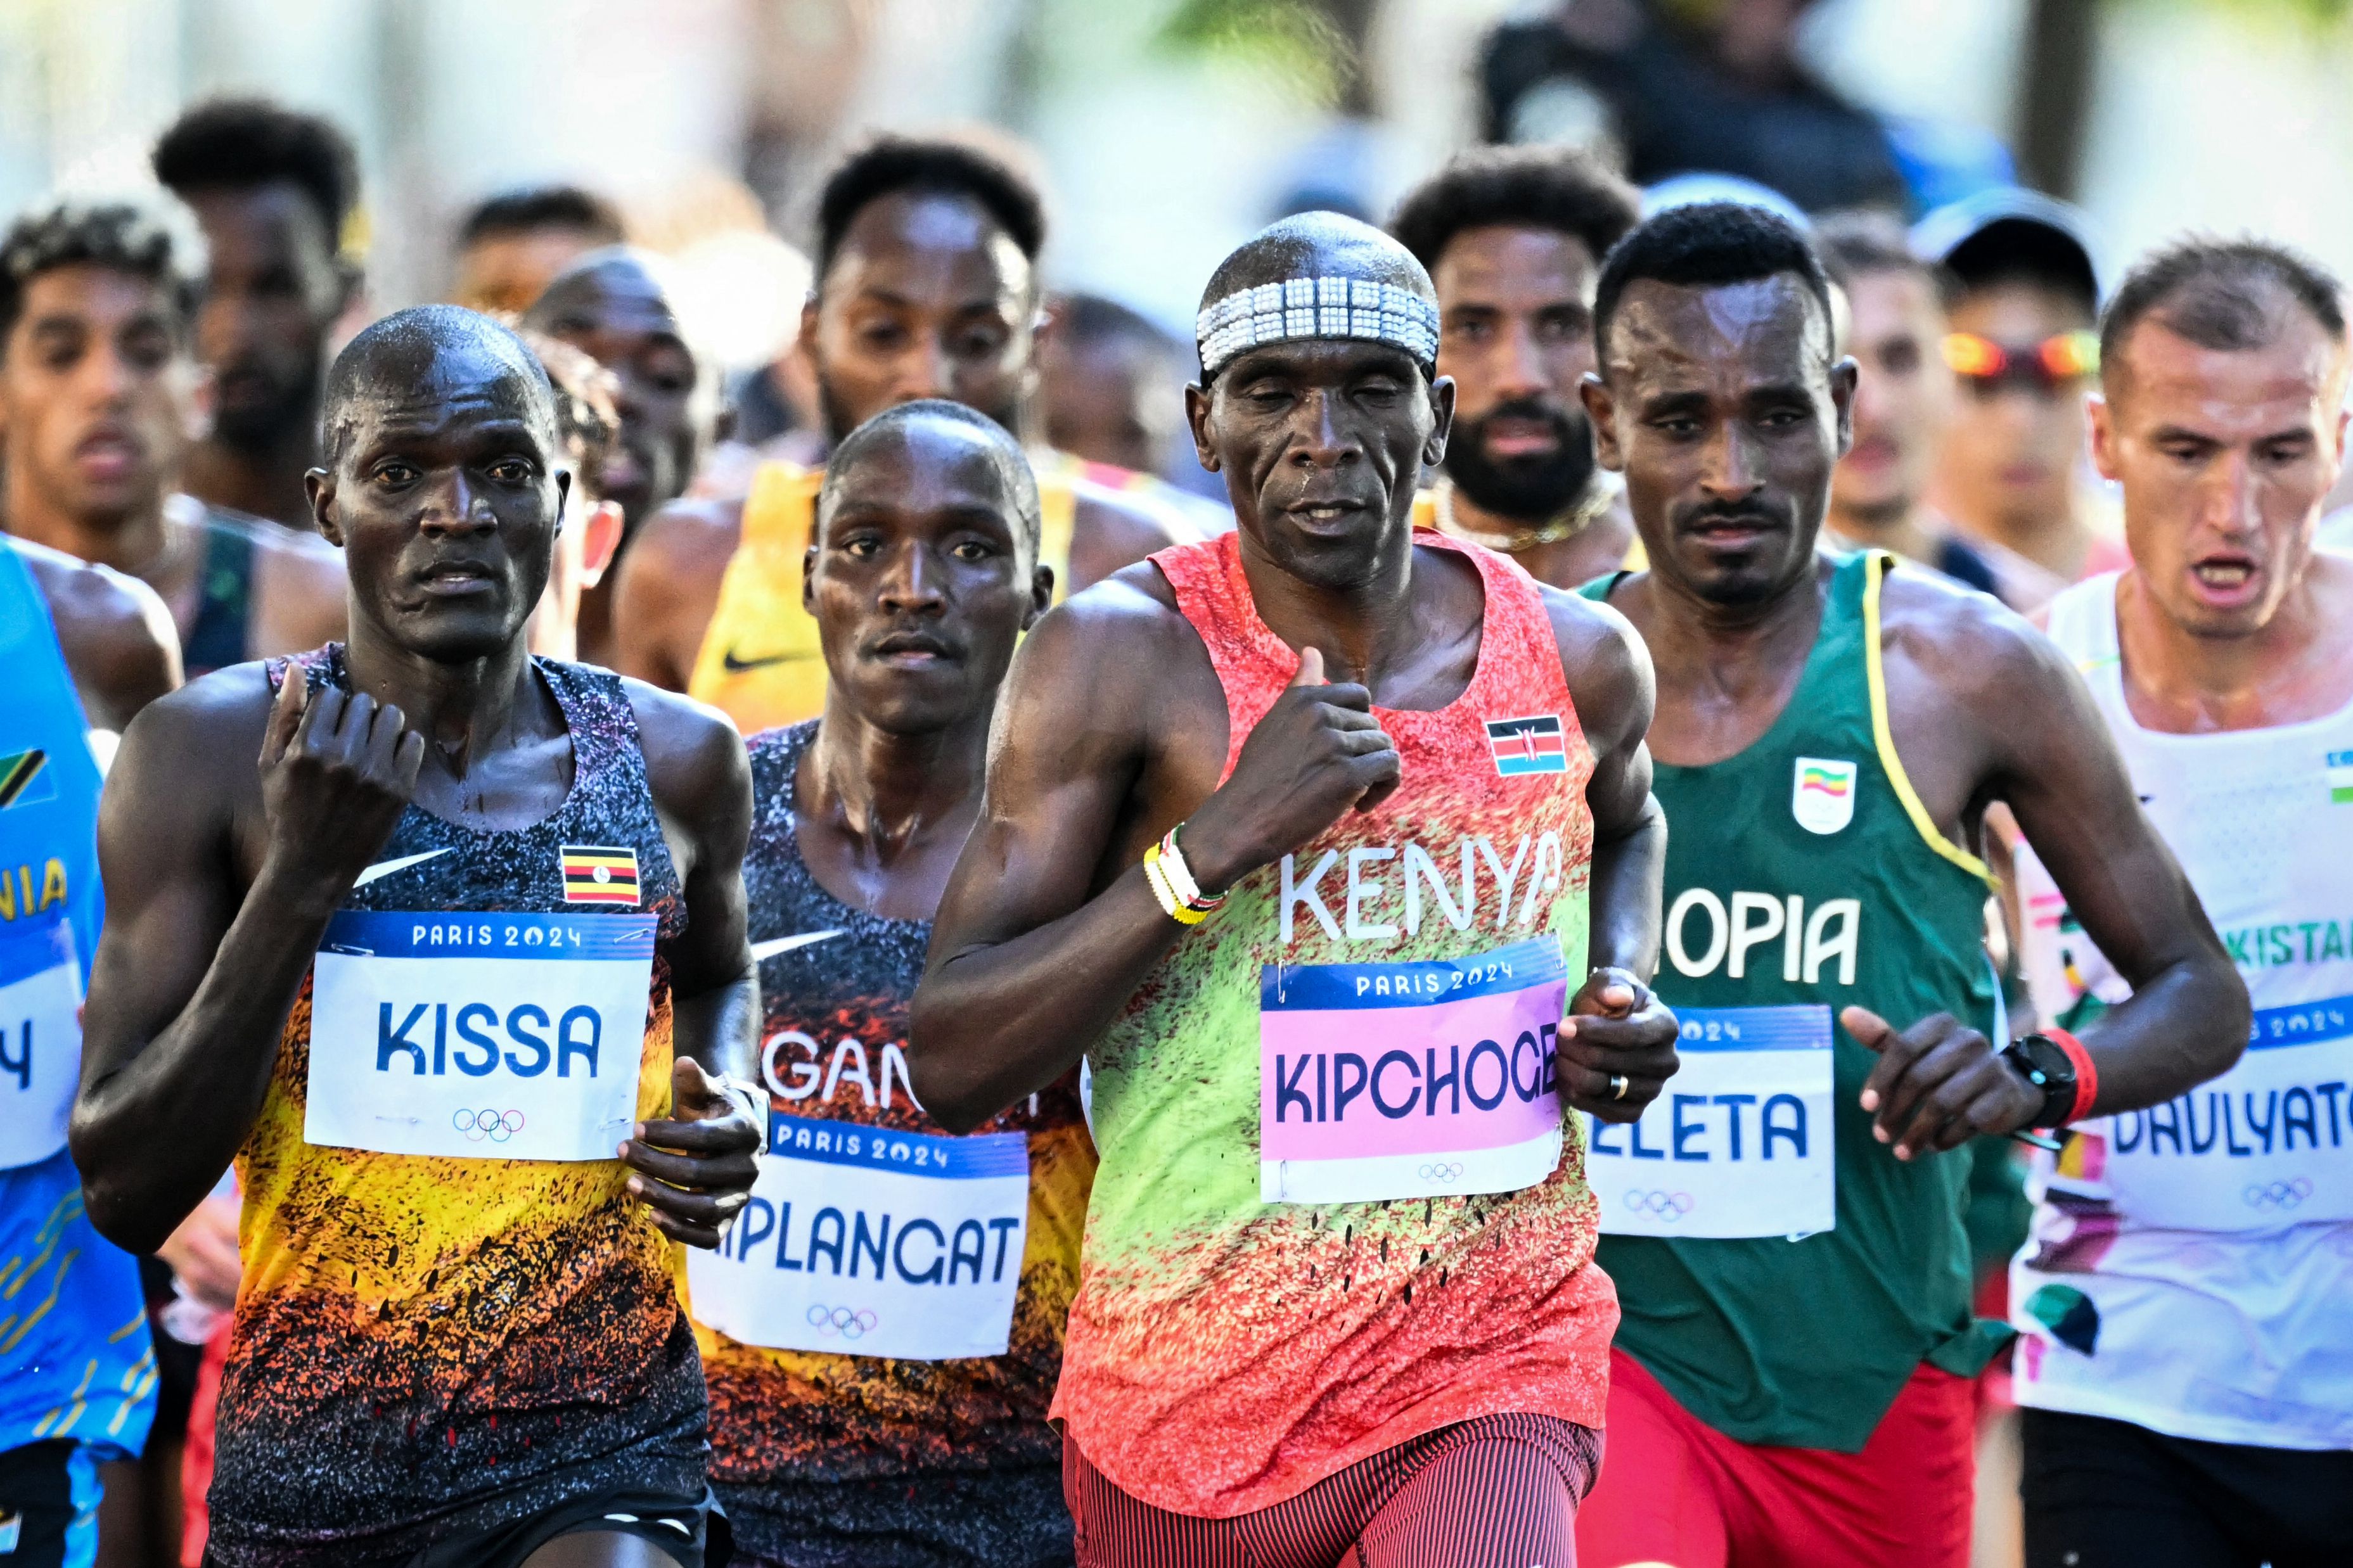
804, 700, 991, 867
182, 424, 320, 529
1965, 497, 2087, 579
1651, 551, 1830, 684
342, 620, 540, 781
2114, 560, 2347, 730
1236, 517, 1419, 685
1, 464, 167, 574
1825, 495, 1933, 564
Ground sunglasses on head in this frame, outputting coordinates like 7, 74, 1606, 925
1942, 330, 2100, 393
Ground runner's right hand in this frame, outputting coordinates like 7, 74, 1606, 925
1183, 647, 1401, 893
256, 668, 425, 900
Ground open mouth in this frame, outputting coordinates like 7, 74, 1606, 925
418, 561, 499, 597
74, 428, 141, 479
1482, 417, 1560, 460
1283, 497, 1371, 530
2188, 555, 2261, 606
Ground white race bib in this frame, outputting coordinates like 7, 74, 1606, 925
0, 921, 81, 1170
687, 1112, 1030, 1362
304, 910, 654, 1162
1586, 1004, 1835, 1238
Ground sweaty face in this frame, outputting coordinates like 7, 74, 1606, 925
809, 421, 1041, 733
1832, 267, 1952, 521
809, 193, 1034, 439
185, 183, 345, 449
1433, 225, 1602, 520
1041, 333, 1177, 475
534, 264, 705, 530
0, 264, 196, 526
2097, 310, 2349, 639
1933, 281, 2094, 535
1189, 336, 1449, 590
1589, 274, 1852, 606
316, 347, 567, 662
451, 226, 606, 317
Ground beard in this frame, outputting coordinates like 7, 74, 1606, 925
1441, 397, 1598, 522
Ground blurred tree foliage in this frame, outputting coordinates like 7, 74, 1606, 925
1155, 0, 1377, 114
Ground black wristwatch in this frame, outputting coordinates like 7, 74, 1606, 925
2000, 1033, 2080, 1130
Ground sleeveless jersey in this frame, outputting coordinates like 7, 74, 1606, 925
2010, 571, 2353, 1449
207, 648, 705, 1567
684, 721, 1093, 1561
0, 542, 157, 1460
1055, 529, 1615, 1518
183, 508, 260, 677
1582, 551, 2008, 1452
686, 450, 1106, 733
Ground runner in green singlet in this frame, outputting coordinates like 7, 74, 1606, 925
1568, 201, 2249, 1568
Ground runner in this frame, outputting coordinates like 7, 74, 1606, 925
520, 331, 629, 663
612, 134, 1196, 728
69, 305, 764, 1568
0, 537, 176, 1568
907, 211, 1679, 1564
450, 186, 627, 317
153, 97, 362, 532
0, 193, 345, 675
681, 399, 1091, 1566
1390, 143, 1641, 588
2010, 240, 2353, 1567
1567, 200, 2249, 1568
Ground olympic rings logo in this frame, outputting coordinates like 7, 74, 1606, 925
2243, 1178, 2313, 1211
806, 1304, 879, 1340
453, 1108, 525, 1142
1418, 1163, 1466, 1182
1624, 1190, 1695, 1218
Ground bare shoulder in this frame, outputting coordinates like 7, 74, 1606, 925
628, 494, 748, 588
1536, 578, 1655, 752
11, 539, 181, 725
113, 663, 277, 801
1003, 558, 1210, 743
1876, 559, 2072, 710
1067, 481, 1198, 589
620, 677, 749, 816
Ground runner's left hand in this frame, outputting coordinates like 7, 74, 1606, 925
620, 1056, 761, 1249
1844, 1006, 2041, 1160
1559, 968, 1679, 1123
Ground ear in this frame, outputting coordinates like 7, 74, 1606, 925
802, 542, 818, 615
796, 293, 821, 363
185, 362, 215, 444
1025, 559, 1055, 630
306, 468, 343, 547
1829, 355, 1859, 459
1184, 383, 1219, 473
2087, 393, 2120, 482
1580, 372, 1625, 473
1423, 373, 1456, 468
577, 499, 625, 587
332, 258, 362, 320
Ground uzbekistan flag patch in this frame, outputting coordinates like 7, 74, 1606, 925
1485, 715, 1568, 776
560, 845, 641, 905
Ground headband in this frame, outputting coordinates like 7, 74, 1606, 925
1195, 276, 1439, 379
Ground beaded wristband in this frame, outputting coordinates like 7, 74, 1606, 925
1156, 825, 1226, 911
1143, 843, 1209, 926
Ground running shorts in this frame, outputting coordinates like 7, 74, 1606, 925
1063, 1413, 1599, 1568
0, 1441, 100, 1568
1575, 1348, 1974, 1568
202, 1483, 724, 1568
721, 1464, 1072, 1567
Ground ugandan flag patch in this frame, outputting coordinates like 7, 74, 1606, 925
560, 845, 641, 905
0, 750, 54, 810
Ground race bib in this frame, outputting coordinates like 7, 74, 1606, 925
1587, 1004, 1834, 1238
687, 1112, 1030, 1361
2091, 994, 2353, 1230
304, 910, 655, 1161
1259, 936, 1567, 1206
0, 921, 81, 1170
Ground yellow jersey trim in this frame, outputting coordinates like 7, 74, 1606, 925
1863, 550, 1995, 886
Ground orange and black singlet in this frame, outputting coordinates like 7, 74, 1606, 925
207, 648, 704, 1568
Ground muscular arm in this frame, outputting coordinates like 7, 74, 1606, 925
251, 528, 350, 658
1065, 483, 1199, 592
16, 540, 182, 730
610, 497, 742, 689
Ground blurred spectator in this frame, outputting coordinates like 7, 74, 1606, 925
152, 97, 361, 532
520, 331, 628, 664
1918, 188, 2125, 609
1818, 210, 2002, 596
1479, 0, 1904, 214
1039, 292, 1187, 478
448, 184, 624, 315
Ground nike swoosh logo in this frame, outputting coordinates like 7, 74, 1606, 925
354, 848, 452, 888
722, 647, 816, 673
750, 929, 844, 962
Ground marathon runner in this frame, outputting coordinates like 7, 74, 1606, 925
68, 305, 764, 1568
0, 537, 175, 1567
449, 186, 627, 319
1390, 144, 1640, 588
0, 193, 345, 675
612, 134, 1196, 729
2010, 240, 2353, 1566
681, 399, 1091, 1565
909, 212, 1679, 1564
1567, 200, 2250, 1567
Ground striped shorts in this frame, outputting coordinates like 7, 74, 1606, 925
1063, 1413, 1600, 1568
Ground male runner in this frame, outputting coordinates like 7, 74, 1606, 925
0, 194, 345, 675
70, 306, 764, 1568
0, 539, 175, 1567
1567, 201, 2249, 1568
909, 212, 1679, 1564
612, 134, 1195, 730
451, 186, 627, 317
522, 331, 629, 663
1817, 212, 2002, 597
1038, 292, 1186, 476
153, 98, 362, 531
1390, 143, 1640, 588
681, 400, 1091, 1565
2010, 241, 2353, 1567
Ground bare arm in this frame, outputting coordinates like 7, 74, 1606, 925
14, 539, 181, 730
1065, 484, 1198, 592
610, 497, 741, 689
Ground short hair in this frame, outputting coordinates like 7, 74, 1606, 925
320, 305, 553, 465
0, 193, 203, 348
814, 136, 1047, 285
152, 97, 359, 245
2100, 236, 2348, 376
1053, 291, 1179, 355
1816, 209, 1956, 307
517, 329, 620, 478
1593, 201, 1835, 366
456, 185, 625, 249
1941, 220, 2098, 317
816, 399, 1042, 558
1388, 144, 1639, 276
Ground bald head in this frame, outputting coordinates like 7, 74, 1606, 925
321, 304, 555, 465
521, 245, 681, 332
1196, 212, 1439, 383
819, 399, 1041, 558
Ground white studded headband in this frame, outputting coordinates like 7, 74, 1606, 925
1194, 276, 1439, 379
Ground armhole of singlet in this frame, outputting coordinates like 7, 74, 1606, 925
1863, 551, 1995, 886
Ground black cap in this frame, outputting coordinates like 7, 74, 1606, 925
1911, 187, 2101, 312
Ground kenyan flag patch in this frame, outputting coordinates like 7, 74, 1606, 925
560, 845, 641, 905
2328, 751, 2353, 803
1485, 715, 1568, 776
0, 750, 54, 810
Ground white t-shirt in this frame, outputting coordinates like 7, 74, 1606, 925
2011, 571, 2353, 1451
